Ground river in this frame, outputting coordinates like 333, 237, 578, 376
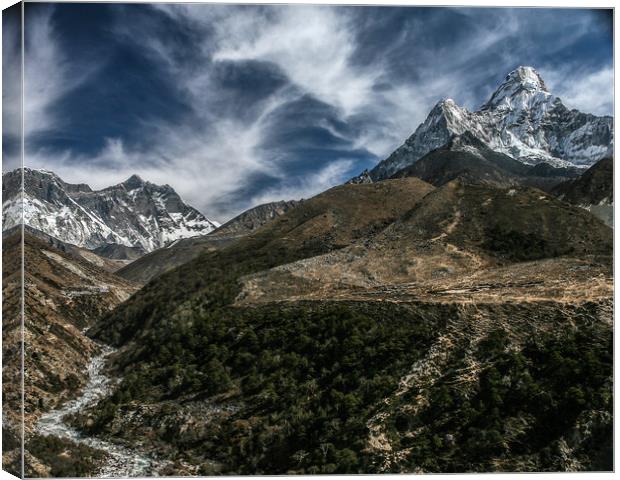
37, 346, 168, 477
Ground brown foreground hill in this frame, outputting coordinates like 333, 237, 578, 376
77, 176, 613, 474
238, 181, 611, 304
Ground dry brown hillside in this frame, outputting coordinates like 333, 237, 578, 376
237, 181, 612, 305
2, 230, 138, 475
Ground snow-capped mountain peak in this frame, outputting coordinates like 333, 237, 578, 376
355, 66, 613, 181
481, 66, 552, 113
429, 98, 470, 130
493, 66, 548, 95
2, 168, 219, 254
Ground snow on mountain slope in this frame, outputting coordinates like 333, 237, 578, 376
2, 168, 219, 253
362, 66, 613, 181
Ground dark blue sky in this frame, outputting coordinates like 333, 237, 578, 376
3, 4, 613, 220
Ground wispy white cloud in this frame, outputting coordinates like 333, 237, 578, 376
210, 6, 380, 118
24, 7, 96, 139
24, 88, 351, 223
21, 5, 288, 220
542, 66, 613, 116
2, 11, 22, 149
18, 5, 613, 222
24, 87, 300, 221
32, 5, 373, 220
247, 158, 355, 207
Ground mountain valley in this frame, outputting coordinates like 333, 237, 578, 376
82, 176, 612, 474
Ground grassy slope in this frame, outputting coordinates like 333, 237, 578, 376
385, 181, 613, 262
231, 181, 612, 306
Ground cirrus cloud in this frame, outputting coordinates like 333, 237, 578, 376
12, 4, 613, 221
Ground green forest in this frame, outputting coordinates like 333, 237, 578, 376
85, 299, 612, 473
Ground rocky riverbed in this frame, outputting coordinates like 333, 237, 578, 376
36, 346, 168, 477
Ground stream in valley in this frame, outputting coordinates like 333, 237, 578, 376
37, 345, 167, 477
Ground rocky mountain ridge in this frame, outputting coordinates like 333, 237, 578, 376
118, 199, 302, 284
2, 169, 219, 254
209, 200, 301, 239
388, 131, 580, 190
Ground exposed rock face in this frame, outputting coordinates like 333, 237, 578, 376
480, 68, 612, 165
2, 169, 219, 253
210, 200, 301, 239
346, 169, 373, 184
359, 66, 613, 181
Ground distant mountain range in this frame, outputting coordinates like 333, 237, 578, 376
352, 66, 613, 182
1, 169, 305, 277
118, 199, 301, 284
2, 169, 219, 253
